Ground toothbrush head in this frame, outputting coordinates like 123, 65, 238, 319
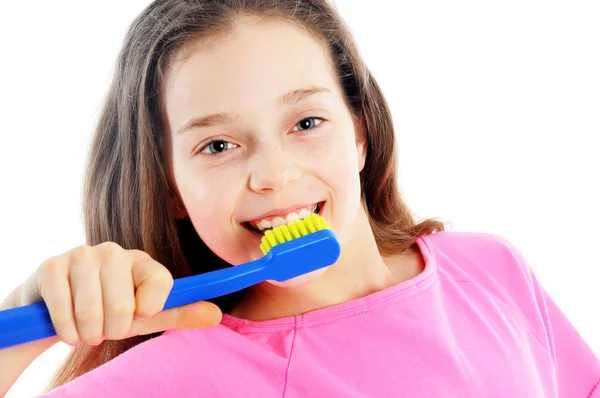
259, 214, 330, 255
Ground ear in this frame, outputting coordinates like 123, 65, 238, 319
354, 116, 368, 172
169, 193, 188, 219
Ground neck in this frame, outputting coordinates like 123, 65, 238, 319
229, 205, 411, 321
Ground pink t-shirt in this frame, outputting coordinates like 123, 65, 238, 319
40, 231, 600, 397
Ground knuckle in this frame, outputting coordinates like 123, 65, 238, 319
97, 242, 129, 266
74, 305, 103, 323
70, 245, 93, 259
129, 249, 151, 259
39, 257, 63, 278
68, 246, 96, 271
153, 267, 174, 288
96, 241, 123, 254
105, 300, 135, 317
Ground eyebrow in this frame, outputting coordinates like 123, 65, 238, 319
176, 85, 331, 135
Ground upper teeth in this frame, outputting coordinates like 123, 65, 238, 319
251, 204, 318, 231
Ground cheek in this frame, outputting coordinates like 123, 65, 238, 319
177, 167, 234, 210
307, 129, 361, 194
174, 162, 243, 240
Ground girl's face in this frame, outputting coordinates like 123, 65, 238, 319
164, 18, 367, 284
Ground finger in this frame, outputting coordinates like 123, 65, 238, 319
69, 248, 104, 345
100, 253, 135, 341
37, 257, 80, 346
128, 301, 222, 337
130, 254, 174, 318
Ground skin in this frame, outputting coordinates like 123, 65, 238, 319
164, 17, 425, 321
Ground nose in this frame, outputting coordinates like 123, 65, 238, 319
248, 143, 301, 192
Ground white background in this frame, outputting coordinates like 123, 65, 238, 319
1, 0, 598, 396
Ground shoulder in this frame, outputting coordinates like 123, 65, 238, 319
424, 230, 531, 280
424, 229, 522, 258
424, 230, 539, 313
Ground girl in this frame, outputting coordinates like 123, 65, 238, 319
1, 0, 599, 396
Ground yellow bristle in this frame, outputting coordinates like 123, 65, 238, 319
288, 222, 300, 239
319, 216, 327, 229
273, 227, 285, 244
281, 225, 293, 241
265, 230, 277, 247
313, 214, 322, 229
296, 219, 308, 235
307, 214, 318, 233
259, 215, 330, 255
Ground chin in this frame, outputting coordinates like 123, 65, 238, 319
266, 267, 328, 288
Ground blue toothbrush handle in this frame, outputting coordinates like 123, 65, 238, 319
0, 301, 55, 350
0, 258, 269, 350
162, 257, 267, 310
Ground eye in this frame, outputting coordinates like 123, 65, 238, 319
291, 117, 324, 132
199, 139, 238, 155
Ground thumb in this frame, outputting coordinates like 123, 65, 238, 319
129, 301, 223, 337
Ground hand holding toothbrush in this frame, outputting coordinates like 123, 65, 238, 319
0, 242, 222, 396
2, 242, 223, 347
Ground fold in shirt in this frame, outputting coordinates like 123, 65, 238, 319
40, 231, 600, 397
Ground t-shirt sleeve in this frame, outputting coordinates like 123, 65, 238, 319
503, 238, 600, 397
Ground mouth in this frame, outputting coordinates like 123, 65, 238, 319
242, 201, 326, 236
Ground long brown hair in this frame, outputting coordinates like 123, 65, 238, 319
46, 0, 446, 390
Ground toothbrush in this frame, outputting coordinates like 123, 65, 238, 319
0, 214, 340, 350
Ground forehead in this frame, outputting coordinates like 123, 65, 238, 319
163, 18, 340, 127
